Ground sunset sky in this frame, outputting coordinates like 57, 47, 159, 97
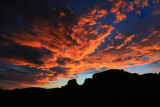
0, 0, 160, 90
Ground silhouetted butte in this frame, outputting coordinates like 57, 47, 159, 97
1, 69, 160, 107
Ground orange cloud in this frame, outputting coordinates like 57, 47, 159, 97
1, 1, 159, 89
109, 0, 152, 23
115, 33, 123, 40
114, 12, 127, 23
134, 0, 148, 8
1, 7, 114, 88
109, 0, 127, 23
83, 29, 160, 71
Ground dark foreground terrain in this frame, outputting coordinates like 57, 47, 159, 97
1, 69, 160, 107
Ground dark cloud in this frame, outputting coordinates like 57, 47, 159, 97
0, 61, 53, 89
50, 66, 70, 74
0, 0, 77, 33
149, 60, 160, 68
56, 57, 79, 66
56, 57, 72, 66
0, 41, 52, 65
150, 60, 160, 65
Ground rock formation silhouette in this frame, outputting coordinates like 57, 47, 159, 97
1, 69, 160, 107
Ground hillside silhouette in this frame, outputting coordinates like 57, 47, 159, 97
1, 69, 160, 107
